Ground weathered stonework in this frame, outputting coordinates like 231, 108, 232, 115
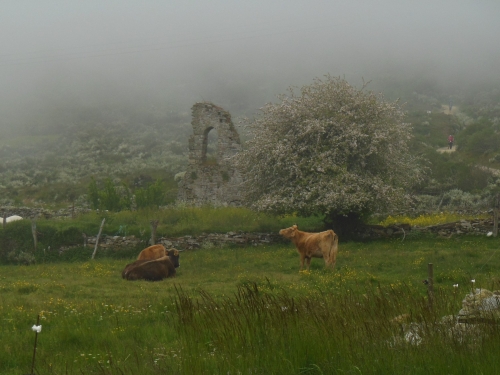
177, 102, 243, 206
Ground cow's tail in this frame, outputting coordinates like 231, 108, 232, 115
327, 230, 339, 269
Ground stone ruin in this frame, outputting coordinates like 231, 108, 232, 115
177, 102, 243, 206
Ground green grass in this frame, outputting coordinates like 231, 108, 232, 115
1, 235, 500, 374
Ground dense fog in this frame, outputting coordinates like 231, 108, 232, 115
1, 0, 499, 134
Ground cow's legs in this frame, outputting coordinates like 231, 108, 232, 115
325, 256, 336, 269
299, 253, 306, 271
306, 257, 311, 271
331, 253, 337, 269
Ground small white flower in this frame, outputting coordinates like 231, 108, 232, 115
471, 279, 475, 283
487, 232, 493, 237
453, 284, 458, 288
31, 325, 42, 333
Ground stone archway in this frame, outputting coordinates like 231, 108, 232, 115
177, 102, 243, 206
201, 126, 217, 164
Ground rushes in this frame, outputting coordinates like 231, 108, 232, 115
170, 283, 500, 374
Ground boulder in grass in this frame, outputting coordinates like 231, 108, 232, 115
458, 289, 500, 323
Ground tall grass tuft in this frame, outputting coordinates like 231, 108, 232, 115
170, 284, 500, 374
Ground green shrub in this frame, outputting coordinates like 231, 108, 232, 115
135, 179, 166, 209
458, 119, 500, 156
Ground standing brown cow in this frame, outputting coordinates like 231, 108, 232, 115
279, 224, 338, 271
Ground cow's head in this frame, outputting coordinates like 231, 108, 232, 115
279, 224, 298, 239
167, 249, 180, 268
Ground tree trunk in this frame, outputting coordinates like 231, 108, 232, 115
2, 216, 5, 229
82, 232, 88, 248
324, 212, 364, 240
91, 218, 106, 260
150, 220, 159, 245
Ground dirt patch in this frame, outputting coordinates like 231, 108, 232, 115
441, 104, 459, 115
437, 145, 457, 153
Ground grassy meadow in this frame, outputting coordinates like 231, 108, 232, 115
2, 233, 500, 374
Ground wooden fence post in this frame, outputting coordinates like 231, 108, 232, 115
28, 314, 41, 375
150, 220, 159, 246
493, 193, 499, 237
428, 263, 434, 310
91, 218, 106, 260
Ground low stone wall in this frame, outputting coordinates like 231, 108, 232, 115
357, 218, 494, 239
157, 232, 283, 250
65, 231, 284, 253
75, 218, 495, 253
419, 218, 494, 237
1, 205, 91, 220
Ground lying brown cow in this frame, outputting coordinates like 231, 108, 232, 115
122, 249, 180, 281
137, 244, 168, 260
279, 224, 338, 271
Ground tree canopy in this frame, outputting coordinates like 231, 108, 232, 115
235, 75, 425, 228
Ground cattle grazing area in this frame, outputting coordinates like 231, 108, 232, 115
1, 237, 500, 374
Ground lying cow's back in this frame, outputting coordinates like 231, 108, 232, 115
137, 244, 166, 260
122, 256, 176, 281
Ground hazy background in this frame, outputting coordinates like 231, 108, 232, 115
1, 0, 499, 134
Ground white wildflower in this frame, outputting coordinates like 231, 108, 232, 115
31, 325, 42, 333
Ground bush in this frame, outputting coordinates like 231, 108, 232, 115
458, 119, 500, 156
135, 179, 166, 209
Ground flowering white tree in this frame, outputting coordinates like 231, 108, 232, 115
235, 75, 425, 232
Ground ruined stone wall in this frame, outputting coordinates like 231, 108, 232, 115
58, 232, 283, 253
0, 206, 90, 220
177, 102, 243, 206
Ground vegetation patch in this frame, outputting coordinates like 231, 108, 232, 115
379, 211, 489, 227
1, 236, 500, 374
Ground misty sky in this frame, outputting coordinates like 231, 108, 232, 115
1, 0, 499, 131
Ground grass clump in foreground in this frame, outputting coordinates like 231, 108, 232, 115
1, 236, 500, 374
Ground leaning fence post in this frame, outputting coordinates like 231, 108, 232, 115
27, 314, 41, 375
91, 218, 106, 260
428, 263, 434, 310
31, 219, 37, 252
